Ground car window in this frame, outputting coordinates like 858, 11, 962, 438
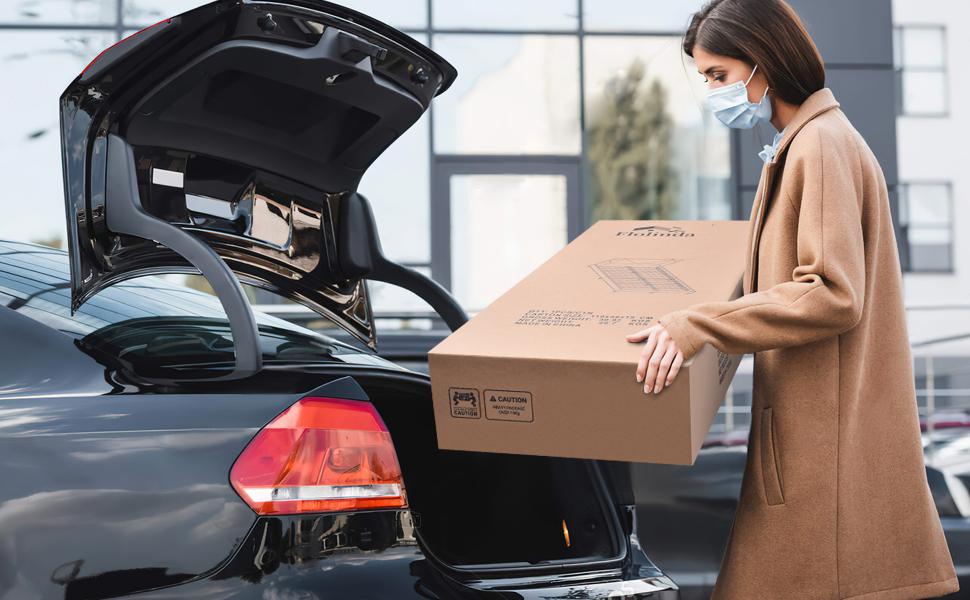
0, 239, 363, 364
926, 466, 963, 518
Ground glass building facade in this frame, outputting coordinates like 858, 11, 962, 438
4, 0, 967, 438
0, 0, 732, 320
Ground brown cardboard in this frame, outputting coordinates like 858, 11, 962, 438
427, 220, 749, 465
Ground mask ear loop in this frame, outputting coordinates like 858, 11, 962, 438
747, 64, 771, 101
744, 64, 759, 86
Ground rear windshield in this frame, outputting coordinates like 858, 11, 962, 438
0, 239, 379, 367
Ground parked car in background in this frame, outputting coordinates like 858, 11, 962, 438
627, 425, 970, 600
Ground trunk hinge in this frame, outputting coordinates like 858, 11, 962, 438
337, 192, 468, 332
105, 133, 262, 380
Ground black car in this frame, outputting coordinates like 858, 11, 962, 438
0, 1, 680, 598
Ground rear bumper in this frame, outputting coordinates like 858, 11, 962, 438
135, 556, 680, 600
132, 511, 679, 600
458, 574, 681, 599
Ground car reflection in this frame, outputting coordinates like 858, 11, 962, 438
53, 511, 420, 600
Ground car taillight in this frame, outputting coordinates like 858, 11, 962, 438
230, 396, 407, 515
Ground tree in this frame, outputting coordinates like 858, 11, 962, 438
587, 59, 678, 222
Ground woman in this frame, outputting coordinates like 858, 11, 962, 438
624, 1, 960, 598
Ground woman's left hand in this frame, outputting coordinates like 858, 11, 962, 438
626, 324, 684, 395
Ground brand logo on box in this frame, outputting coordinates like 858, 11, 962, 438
449, 387, 481, 419
615, 225, 694, 237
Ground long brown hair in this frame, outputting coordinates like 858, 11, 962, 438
683, 0, 825, 105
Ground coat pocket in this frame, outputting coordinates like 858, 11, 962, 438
760, 406, 786, 505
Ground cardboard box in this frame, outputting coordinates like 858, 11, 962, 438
427, 220, 749, 465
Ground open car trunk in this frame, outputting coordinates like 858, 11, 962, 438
55, 0, 663, 587
360, 374, 627, 573
60, 0, 458, 372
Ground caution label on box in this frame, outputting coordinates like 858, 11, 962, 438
449, 388, 481, 419
484, 389, 534, 422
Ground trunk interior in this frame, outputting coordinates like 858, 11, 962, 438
361, 375, 625, 571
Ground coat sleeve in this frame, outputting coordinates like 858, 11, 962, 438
656, 126, 866, 361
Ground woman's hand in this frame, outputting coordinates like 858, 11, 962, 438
626, 324, 685, 395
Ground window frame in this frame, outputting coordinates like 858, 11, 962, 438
429, 156, 581, 306
893, 24, 949, 118
899, 181, 954, 274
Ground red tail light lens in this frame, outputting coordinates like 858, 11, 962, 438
230, 396, 407, 515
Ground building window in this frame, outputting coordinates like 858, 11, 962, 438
0, 29, 117, 249
448, 173, 568, 312
583, 36, 731, 222
433, 0, 578, 31
899, 183, 953, 273
431, 34, 582, 156
893, 25, 948, 117
583, 0, 705, 32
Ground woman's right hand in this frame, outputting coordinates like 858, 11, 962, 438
626, 324, 685, 395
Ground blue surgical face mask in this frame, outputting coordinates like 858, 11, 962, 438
706, 64, 772, 129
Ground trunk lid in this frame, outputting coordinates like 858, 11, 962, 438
60, 0, 456, 351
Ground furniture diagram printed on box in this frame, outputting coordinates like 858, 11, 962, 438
589, 258, 695, 293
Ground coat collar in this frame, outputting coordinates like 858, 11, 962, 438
765, 87, 840, 166
743, 87, 841, 295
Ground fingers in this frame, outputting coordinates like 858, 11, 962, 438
643, 329, 669, 393
630, 325, 683, 394
653, 343, 678, 394
666, 352, 684, 387
626, 325, 658, 344
635, 328, 659, 383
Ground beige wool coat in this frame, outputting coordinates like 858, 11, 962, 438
656, 88, 960, 600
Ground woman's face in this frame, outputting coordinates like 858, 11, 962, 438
691, 45, 769, 104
